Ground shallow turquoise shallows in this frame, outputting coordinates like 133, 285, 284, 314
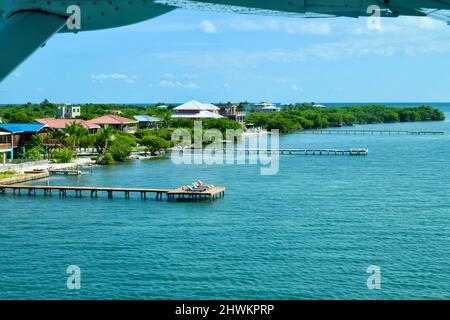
2, 104, 450, 300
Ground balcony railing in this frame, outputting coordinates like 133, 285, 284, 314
0, 143, 11, 150
123, 127, 137, 134
43, 139, 62, 146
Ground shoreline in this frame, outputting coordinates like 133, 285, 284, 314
0, 157, 95, 175
0, 172, 50, 185
1, 117, 446, 178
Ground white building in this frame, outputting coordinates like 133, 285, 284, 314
56, 105, 81, 119
171, 100, 223, 119
257, 102, 281, 113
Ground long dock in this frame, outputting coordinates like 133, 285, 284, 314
0, 184, 225, 202
175, 148, 369, 156
300, 129, 445, 135
236, 148, 368, 155
49, 169, 82, 175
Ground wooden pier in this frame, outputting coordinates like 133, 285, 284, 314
300, 129, 445, 135
167, 187, 225, 201
0, 184, 225, 202
49, 169, 82, 175
176, 148, 368, 156
235, 148, 368, 156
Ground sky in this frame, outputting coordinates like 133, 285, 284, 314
1, 9, 450, 104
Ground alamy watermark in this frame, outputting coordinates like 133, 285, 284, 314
170, 121, 280, 176
367, 265, 381, 290
367, 5, 382, 30
66, 265, 81, 290
66, 5, 81, 30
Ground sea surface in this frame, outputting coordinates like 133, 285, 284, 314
1, 103, 450, 299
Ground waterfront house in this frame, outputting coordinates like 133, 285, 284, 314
133, 115, 162, 129
87, 114, 138, 133
0, 129, 13, 163
0, 123, 49, 158
171, 100, 223, 120
172, 110, 223, 120
218, 104, 246, 124
36, 118, 100, 134
257, 102, 281, 113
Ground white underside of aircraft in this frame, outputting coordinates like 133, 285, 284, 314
1, 0, 450, 82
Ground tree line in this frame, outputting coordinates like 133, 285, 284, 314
246, 104, 445, 133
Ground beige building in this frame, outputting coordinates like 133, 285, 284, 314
56, 105, 81, 119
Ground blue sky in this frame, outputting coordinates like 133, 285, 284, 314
2, 9, 450, 104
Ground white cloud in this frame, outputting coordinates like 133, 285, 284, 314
91, 73, 136, 84
184, 82, 201, 89
201, 20, 217, 33
416, 17, 445, 30
126, 16, 331, 35
343, 16, 447, 36
159, 79, 200, 89
229, 19, 331, 35
291, 84, 301, 92
183, 73, 200, 79
151, 16, 450, 68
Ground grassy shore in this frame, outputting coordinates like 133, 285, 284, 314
0, 170, 22, 180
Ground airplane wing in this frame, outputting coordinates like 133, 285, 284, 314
155, 0, 450, 23
0, 10, 67, 82
415, 8, 450, 24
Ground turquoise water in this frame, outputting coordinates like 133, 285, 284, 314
2, 106, 450, 299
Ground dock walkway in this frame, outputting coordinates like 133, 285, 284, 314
235, 148, 369, 156
0, 184, 225, 202
175, 148, 369, 156
301, 129, 444, 135
49, 169, 82, 175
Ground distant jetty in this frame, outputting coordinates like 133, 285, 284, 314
176, 148, 369, 156
301, 129, 445, 135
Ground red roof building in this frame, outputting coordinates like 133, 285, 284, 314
35, 118, 100, 132
87, 115, 138, 132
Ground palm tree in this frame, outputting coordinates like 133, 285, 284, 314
95, 126, 115, 154
65, 122, 87, 152
161, 112, 172, 129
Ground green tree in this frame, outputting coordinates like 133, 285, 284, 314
161, 112, 172, 129
141, 135, 170, 155
100, 153, 115, 165
22, 135, 45, 160
8, 111, 33, 123
23, 148, 44, 161
108, 141, 132, 161
65, 122, 88, 152
95, 126, 115, 154
49, 149, 74, 163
